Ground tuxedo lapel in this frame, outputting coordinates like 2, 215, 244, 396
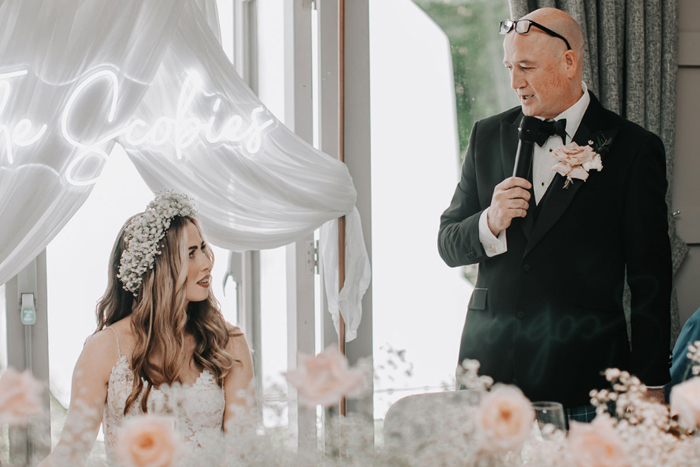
522, 95, 613, 258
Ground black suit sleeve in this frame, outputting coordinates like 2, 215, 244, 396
438, 121, 489, 267
623, 132, 672, 385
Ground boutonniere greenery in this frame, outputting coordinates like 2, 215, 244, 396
592, 131, 615, 157
551, 131, 616, 189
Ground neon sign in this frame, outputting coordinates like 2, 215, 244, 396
0, 70, 48, 165
0, 69, 275, 186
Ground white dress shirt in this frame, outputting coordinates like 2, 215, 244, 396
479, 83, 590, 257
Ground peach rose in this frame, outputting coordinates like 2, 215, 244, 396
552, 142, 598, 165
583, 154, 603, 172
552, 142, 602, 182
284, 346, 365, 407
569, 165, 591, 182
670, 377, 700, 430
567, 415, 629, 467
115, 415, 182, 467
0, 367, 43, 427
476, 385, 534, 452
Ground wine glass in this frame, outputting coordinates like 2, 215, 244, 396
522, 402, 567, 464
532, 401, 566, 439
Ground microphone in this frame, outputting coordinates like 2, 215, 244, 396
512, 116, 542, 179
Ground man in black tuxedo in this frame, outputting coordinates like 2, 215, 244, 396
438, 8, 671, 418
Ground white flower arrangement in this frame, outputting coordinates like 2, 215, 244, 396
10, 345, 700, 465
117, 190, 197, 296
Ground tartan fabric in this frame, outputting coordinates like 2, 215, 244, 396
565, 401, 616, 430
565, 404, 598, 429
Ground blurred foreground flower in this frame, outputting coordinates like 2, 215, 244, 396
115, 414, 182, 467
0, 367, 43, 426
284, 346, 365, 407
670, 376, 700, 430
568, 415, 630, 467
476, 384, 533, 452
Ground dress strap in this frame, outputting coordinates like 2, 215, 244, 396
107, 327, 122, 358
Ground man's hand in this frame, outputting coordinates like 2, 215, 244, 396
487, 177, 532, 236
644, 387, 666, 405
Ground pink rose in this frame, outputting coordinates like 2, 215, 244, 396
670, 377, 700, 430
551, 143, 603, 183
567, 415, 629, 467
115, 415, 182, 467
284, 346, 365, 407
476, 385, 533, 452
569, 166, 590, 182
583, 154, 603, 172
0, 367, 43, 427
552, 142, 597, 166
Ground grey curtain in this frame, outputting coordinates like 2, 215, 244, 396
508, 0, 686, 343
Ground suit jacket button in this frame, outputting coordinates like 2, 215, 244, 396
517, 311, 526, 319
522, 264, 531, 273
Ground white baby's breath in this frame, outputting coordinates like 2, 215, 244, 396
117, 190, 197, 296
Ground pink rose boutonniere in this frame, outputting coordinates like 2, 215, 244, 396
551, 142, 603, 189
551, 132, 614, 189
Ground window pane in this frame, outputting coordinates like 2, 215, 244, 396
260, 247, 288, 427
256, 0, 290, 428
413, 0, 518, 157
370, 0, 516, 422
216, 0, 235, 63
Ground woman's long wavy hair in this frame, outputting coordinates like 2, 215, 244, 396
96, 215, 236, 414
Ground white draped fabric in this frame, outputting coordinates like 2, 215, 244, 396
320, 209, 371, 341
120, 0, 358, 250
0, 0, 370, 341
0, 0, 186, 286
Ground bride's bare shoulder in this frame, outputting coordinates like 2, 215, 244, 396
225, 322, 243, 337
81, 317, 133, 370
75, 328, 122, 382
224, 322, 252, 363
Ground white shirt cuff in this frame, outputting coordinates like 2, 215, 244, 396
479, 208, 507, 257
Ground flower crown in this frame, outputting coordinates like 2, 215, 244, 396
117, 190, 197, 296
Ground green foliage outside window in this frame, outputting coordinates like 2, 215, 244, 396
413, 0, 519, 161
413, 0, 520, 284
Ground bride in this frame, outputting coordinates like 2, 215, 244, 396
40, 191, 255, 465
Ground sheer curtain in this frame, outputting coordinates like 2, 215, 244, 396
120, 0, 357, 250
0, 0, 186, 286
0, 0, 369, 340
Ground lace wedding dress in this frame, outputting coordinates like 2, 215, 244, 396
102, 328, 226, 464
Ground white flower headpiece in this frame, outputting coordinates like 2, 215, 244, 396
117, 190, 197, 296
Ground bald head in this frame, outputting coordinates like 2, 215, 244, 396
524, 8, 585, 71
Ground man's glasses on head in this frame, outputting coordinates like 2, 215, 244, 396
499, 19, 572, 51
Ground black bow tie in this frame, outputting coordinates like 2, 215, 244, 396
535, 119, 567, 146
